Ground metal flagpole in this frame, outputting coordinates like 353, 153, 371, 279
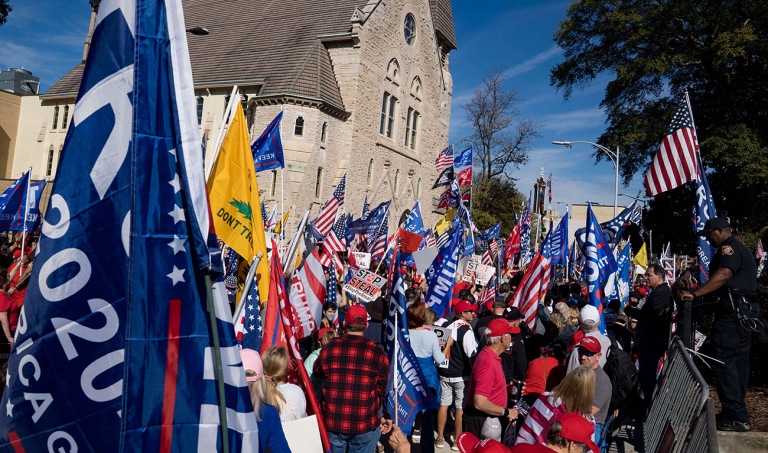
280, 104, 284, 248
205, 85, 239, 181
282, 208, 311, 269
203, 270, 230, 453
19, 166, 32, 276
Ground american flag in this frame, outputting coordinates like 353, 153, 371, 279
509, 251, 551, 330
238, 275, 263, 352
313, 173, 347, 237
261, 202, 269, 226
323, 214, 347, 273
489, 239, 499, 257
370, 215, 389, 260
425, 230, 436, 248
435, 144, 453, 172
479, 276, 497, 310
481, 250, 493, 266
644, 95, 699, 196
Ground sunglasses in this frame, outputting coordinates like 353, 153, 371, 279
578, 349, 598, 357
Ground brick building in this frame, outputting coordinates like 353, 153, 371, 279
20, 0, 456, 233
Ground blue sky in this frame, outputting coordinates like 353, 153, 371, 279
0, 0, 646, 215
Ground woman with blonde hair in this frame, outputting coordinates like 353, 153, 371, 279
262, 346, 307, 422
239, 348, 292, 453
516, 365, 597, 445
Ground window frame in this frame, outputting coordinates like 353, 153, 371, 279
46, 145, 55, 177
405, 107, 420, 150
61, 105, 69, 130
196, 97, 204, 126
270, 170, 277, 197
379, 92, 397, 140
294, 116, 305, 137
52, 106, 59, 130
404, 13, 416, 46
320, 122, 328, 143
315, 167, 324, 198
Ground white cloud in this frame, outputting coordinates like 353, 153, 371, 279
541, 108, 606, 134
503, 45, 562, 79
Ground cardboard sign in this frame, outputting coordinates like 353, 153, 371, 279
343, 268, 385, 302
425, 325, 451, 346
412, 247, 437, 275
351, 251, 371, 269
282, 415, 324, 453
461, 261, 495, 285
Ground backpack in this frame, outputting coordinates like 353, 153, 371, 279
602, 336, 638, 413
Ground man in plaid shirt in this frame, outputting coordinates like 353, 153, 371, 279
314, 304, 393, 452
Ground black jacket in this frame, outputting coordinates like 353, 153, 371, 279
625, 282, 674, 351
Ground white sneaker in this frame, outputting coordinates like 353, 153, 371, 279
412, 429, 421, 443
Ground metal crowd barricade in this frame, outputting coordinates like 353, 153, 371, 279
643, 337, 717, 453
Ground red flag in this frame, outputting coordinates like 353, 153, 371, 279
457, 166, 472, 186
504, 225, 520, 270
265, 240, 332, 453
399, 228, 423, 253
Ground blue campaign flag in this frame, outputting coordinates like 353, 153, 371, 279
425, 227, 463, 318
520, 194, 533, 267
575, 201, 640, 250
240, 277, 263, 353
251, 111, 284, 171
584, 203, 618, 333
462, 227, 476, 257
385, 327, 439, 435
349, 200, 391, 235
403, 201, 426, 236
0, 171, 47, 232
0, 2, 257, 452
691, 153, 717, 283
479, 222, 501, 241
605, 242, 632, 307
385, 246, 409, 357
549, 214, 569, 266
453, 146, 473, 168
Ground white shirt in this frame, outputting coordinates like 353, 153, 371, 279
277, 383, 307, 422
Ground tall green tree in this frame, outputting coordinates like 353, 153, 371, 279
551, 0, 768, 240
470, 177, 525, 238
0, 0, 11, 26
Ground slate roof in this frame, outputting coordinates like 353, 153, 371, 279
45, 0, 456, 104
43, 63, 85, 96
430, 0, 457, 50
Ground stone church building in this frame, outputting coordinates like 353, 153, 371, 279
7, 0, 456, 232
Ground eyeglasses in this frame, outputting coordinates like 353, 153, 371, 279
578, 349, 597, 357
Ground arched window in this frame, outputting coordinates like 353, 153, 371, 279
196, 97, 204, 125
404, 13, 416, 46
405, 108, 420, 150
320, 122, 328, 143
411, 77, 422, 97
295, 116, 305, 137
61, 105, 69, 129
387, 59, 400, 81
394, 169, 399, 194
367, 159, 374, 186
46, 145, 55, 177
270, 170, 277, 197
379, 93, 396, 139
315, 167, 323, 198
52, 106, 59, 130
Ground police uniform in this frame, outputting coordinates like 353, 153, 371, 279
708, 235, 760, 425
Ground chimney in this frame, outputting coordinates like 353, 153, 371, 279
82, 9, 97, 62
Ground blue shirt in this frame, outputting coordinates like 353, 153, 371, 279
258, 403, 292, 453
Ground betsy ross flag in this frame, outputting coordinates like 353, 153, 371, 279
238, 275, 263, 353
0, 1, 258, 451
312, 173, 346, 237
644, 94, 699, 196
435, 144, 453, 171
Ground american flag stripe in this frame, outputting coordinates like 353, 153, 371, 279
313, 174, 346, 237
509, 252, 550, 329
644, 97, 699, 196
435, 145, 453, 172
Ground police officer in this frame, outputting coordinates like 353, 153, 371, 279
682, 217, 761, 432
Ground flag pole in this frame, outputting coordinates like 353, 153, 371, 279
205, 85, 239, 181
282, 208, 311, 269
19, 166, 32, 276
203, 270, 230, 453
280, 104, 284, 248
394, 236, 401, 427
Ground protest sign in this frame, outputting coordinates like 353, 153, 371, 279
343, 268, 385, 302
425, 325, 451, 346
399, 228, 424, 253
412, 247, 437, 275
351, 251, 371, 268
462, 261, 494, 284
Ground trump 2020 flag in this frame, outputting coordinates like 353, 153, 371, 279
454, 146, 473, 168
385, 326, 439, 435
0, 1, 258, 451
425, 226, 463, 318
0, 171, 47, 232
385, 242, 409, 357
549, 214, 569, 267
251, 111, 284, 171
403, 201, 426, 236
691, 153, 717, 283
575, 201, 640, 250
605, 242, 632, 307
349, 200, 391, 236
585, 203, 618, 333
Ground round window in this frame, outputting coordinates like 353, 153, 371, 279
404, 13, 416, 46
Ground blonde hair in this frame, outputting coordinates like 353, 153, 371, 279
550, 311, 567, 335
550, 365, 595, 416
320, 329, 338, 347
260, 346, 290, 413
567, 307, 580, 325
425, 308, 437, 326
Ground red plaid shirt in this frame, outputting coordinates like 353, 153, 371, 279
313, 334, 390, 434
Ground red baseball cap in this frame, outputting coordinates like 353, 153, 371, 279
346, 305, 368, 325
487, 318, 520, 337
555, 413, 599, 453
456, 433, 511, 453
318, 327, 335, 338
454, 300, 475, 314
578, 336, 601, 354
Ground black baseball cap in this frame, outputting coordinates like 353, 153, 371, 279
405, 289, 417, 300
697, 217, 730, 236
505, 307, 523, 320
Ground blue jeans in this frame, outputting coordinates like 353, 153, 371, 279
328, 428, 382, 453
594, 413, 615, 453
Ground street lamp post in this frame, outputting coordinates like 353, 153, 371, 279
552, 140, 620, 217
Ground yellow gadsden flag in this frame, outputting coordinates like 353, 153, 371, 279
274, 211, 290, 235
207, 102, 270, 302
435, 208, 454, 236
634, 243, 648, 270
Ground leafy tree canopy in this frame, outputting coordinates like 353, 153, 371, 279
470, 178, 525, 238
551, 0, 768, 239
0, 0, 11, 26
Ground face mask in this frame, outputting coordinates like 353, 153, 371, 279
325, 312, 337, 322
